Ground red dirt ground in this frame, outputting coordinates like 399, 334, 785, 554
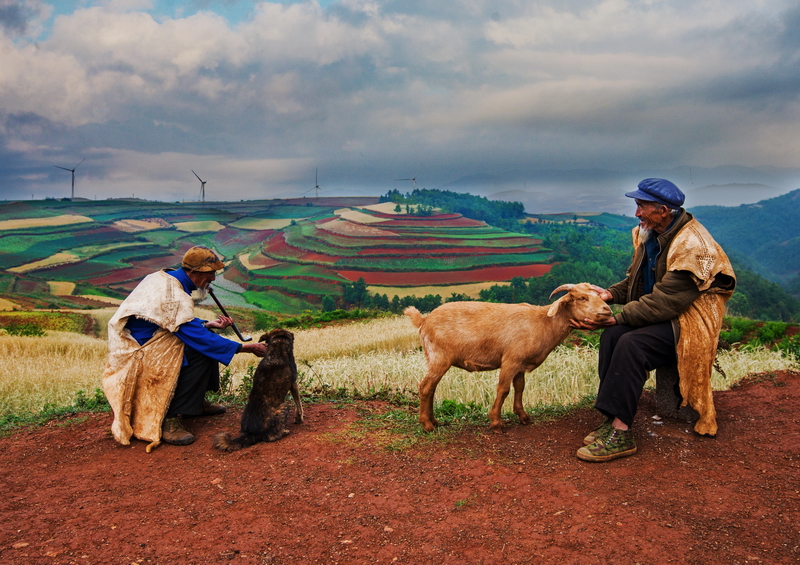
2, 371, 799, 565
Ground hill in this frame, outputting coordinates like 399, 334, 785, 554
689, 189, 800, 286
0, 197, 553, 315
2, 189, 799, 322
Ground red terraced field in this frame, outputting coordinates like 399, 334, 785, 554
355, 245, 541, 256
89, 266, 155, 286
335, 263, 552, 285
365, 211, 464, 220
264, 232, 343, 263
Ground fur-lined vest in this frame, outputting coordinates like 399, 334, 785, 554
610, 213, 736, 436
102, 270, 196, 452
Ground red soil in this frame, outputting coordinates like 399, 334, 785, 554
2, 372, 799, 564
355, 246, 541, 256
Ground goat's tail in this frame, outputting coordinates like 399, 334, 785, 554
403, 306, 424, 328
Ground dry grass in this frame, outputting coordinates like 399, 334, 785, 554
0, 315, 794, 418
0, 332, 108, 416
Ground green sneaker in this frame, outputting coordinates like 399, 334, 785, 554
577, 428, 637, 462
583, 416, 613, 446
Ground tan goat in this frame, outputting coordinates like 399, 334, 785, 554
405, 283, 612, 432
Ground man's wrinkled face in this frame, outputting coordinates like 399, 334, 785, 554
187, 269, 216, 291
635, 199, 671, 233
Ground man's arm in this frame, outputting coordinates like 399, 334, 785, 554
615, 270, 700, 327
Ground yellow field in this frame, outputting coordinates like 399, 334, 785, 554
1, 314, 794, 419
173, 221, 226, 232
47, 281, 75, 296
229, 218, 296, 230
8, 252, 80, 273
0, 215, 93, 231
112, 219, 170, 232
368, 282, 510, 299
0, 298, 19, 311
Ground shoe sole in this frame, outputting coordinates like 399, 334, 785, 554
576, 445, 637, 462
162, 436, 195, 446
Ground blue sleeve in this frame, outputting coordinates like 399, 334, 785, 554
174, 318, 243, 366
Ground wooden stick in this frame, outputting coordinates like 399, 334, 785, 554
208, 287, 252, 342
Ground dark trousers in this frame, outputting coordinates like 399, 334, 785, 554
166, 345, 221, 417
595, 322, 676, 427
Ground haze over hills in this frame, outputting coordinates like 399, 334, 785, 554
435, 165, 800, 215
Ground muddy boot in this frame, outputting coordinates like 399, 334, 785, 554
161, 417, 195, 445
202, 401, 227, 416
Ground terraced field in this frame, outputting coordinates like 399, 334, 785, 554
0, 197, 554, 314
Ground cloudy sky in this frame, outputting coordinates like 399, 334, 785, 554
1, 0, 799, 212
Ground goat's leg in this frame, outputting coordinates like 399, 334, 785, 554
512, 371, 531, 425
418, 361, 450, 432
488, 366, 519, 431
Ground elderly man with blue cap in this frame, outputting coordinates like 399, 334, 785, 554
571, 179, 736, 462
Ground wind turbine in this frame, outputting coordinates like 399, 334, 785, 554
396, 176, 417, 190
303, 168, 322, 199
54, 159, 85, 200
192, 170, 207, 204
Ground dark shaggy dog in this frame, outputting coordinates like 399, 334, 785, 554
212, 329, 303, 452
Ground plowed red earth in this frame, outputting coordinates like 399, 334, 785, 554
2, 372, 799, 565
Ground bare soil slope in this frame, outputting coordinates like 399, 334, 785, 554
2, 372, 799, 565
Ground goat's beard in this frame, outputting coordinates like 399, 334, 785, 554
638, 225, 653, 242
192, 286, 209, 303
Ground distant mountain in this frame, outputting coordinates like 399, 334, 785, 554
685, 183, 784, 207
439, 165, 800, 215
689, 189, 800, 285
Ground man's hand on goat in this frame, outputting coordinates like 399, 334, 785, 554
205, 315, 233, 330
588, 284, 613, 302
570, 316, 616, 331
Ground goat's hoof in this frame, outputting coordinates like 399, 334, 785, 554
420, 421, 436, 433
518, 415, 531, 425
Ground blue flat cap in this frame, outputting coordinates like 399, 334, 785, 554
625, 178, 685, 208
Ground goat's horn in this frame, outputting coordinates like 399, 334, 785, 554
549, 284, 575, 299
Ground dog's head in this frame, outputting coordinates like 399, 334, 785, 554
258, 328, 294, 347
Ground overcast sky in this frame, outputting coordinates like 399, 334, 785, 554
1, 0, 799, 212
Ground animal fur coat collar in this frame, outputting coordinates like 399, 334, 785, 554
102, 270, 197, 452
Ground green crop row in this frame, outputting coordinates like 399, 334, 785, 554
245, 277, 341, 296
0, 312, 96, 335
249, 263, 347, 281
241, 290, 314, 315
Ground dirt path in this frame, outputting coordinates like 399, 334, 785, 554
2, 372, 799, 565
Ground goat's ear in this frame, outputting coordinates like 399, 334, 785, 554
547, 294, 570, 317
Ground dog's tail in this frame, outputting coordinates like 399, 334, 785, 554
212, 432, 259, 452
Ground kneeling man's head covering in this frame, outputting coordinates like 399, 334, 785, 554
182, 246, 224, 272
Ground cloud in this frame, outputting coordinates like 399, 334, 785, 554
0, 0, 799, 208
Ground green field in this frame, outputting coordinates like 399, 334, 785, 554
0, 197, 634, 313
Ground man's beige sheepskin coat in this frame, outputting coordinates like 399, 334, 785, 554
102, 270, 196, 452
